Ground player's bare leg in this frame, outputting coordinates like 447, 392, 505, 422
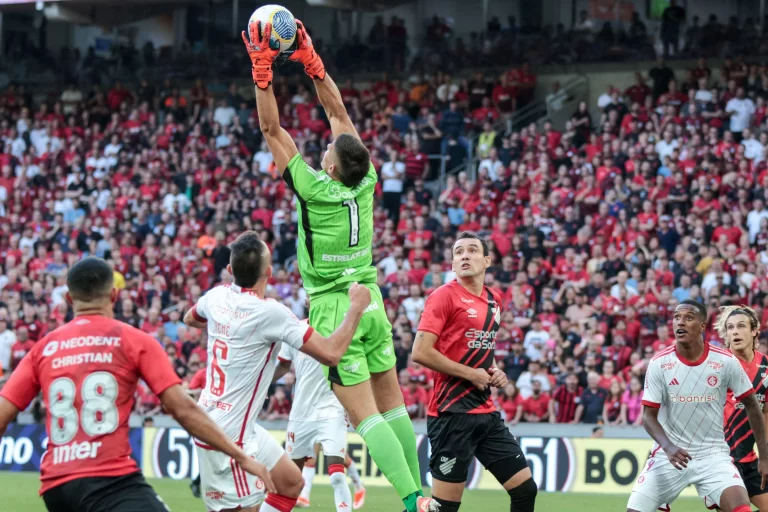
294, 457, 313, 508
751, 493, 768, 511
294, 446, 320, 508
257, 454, 304, 512
345, 454, 366, 509
718, 485, 755, 512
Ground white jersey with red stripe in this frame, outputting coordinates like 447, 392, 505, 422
642, 343, 754, 459
278, 333, 345, 423
192, 284, 313, 443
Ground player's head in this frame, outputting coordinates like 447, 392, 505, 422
673, 300, 708, 344
322, 134, 370, 188
452, 231, 490, 279
65, 257, 117, 308
715, 305, 760, 352
227, 231, 272, 289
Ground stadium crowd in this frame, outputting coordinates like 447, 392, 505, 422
4, 48, 768, 426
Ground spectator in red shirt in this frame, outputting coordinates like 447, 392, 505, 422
400, 370, 428, 419
264, 386, 291, 420
107, 81, 132, 111
9, 327, 34, 372
498, 381, 524, 424
522, 380, 551, 423
140, 309, 164, 339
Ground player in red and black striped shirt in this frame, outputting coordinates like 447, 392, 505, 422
707, 305, 768, 511
413, 232, 537, 512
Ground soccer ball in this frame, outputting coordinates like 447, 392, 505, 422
248, 4, 297, 53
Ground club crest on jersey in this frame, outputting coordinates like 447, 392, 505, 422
661, 361, 676, 371
42, 341, 59, 357
707, 375, 719, 387
708, 361, 724, 371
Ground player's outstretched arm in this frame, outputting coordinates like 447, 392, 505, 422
159, 384, 277, 492
0, 397, 20, 437
300, 283, 369, 366
288, 21, 360, 142
0, 352, 40, 436
183, 306, 207, 329
413, 331, 491, 391
255, 84, 300, 173
313, 74, 361, 142
272, 359, 293, 383
243, 21, 299, 174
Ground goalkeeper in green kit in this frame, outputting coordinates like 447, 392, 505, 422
242, 20, 432, 512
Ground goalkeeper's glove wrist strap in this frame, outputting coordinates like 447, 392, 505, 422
304, 54, 326, 80
252, 64, 273, 89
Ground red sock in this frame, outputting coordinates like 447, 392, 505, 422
329, 463, 345, 475
732, 505, 752, 512
263, 493, 298, 512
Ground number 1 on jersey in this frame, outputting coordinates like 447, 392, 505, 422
343, 199, 359, 247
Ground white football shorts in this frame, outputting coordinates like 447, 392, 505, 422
627, 450, 745, 512
285, 417, 348, 460
195, 424, 284, 512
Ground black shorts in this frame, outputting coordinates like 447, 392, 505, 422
737, 459, 768, 498
42, 472, 169, 512
427, 411, 527, 484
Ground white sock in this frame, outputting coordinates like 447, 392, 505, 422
346, 460, 363, 491
329, 471, 352, 511
261, 505, 279, 512
300, 465, 316, 500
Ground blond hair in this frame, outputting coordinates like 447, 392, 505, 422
714, 305, 760, 349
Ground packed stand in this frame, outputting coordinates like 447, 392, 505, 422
4, 50, 768, 425
0, 61, 529, 421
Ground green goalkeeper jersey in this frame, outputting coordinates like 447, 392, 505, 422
283, 153, 378, 296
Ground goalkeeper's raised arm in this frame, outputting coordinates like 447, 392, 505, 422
288, 20, 361, 142
242, 21, 299, 174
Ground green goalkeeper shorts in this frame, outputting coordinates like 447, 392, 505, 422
309, 282, 396, 387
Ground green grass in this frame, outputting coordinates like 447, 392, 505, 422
0, 471, 707, 511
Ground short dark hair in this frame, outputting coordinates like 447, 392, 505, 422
453, 231, 489, 256
334, 134, 370, 188
678, 299, 708, 322
67, 257, 114, 301
229, 231, 268, 288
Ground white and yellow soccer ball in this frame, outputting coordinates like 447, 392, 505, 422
248, 4, 297, 53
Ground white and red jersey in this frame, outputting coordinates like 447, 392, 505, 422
278, 321, 344, 423
642, 343, 754, 459
191, 284, 312, 444
0, 315, 181, 495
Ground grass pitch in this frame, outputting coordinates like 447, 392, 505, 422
0, 471, 706, 511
